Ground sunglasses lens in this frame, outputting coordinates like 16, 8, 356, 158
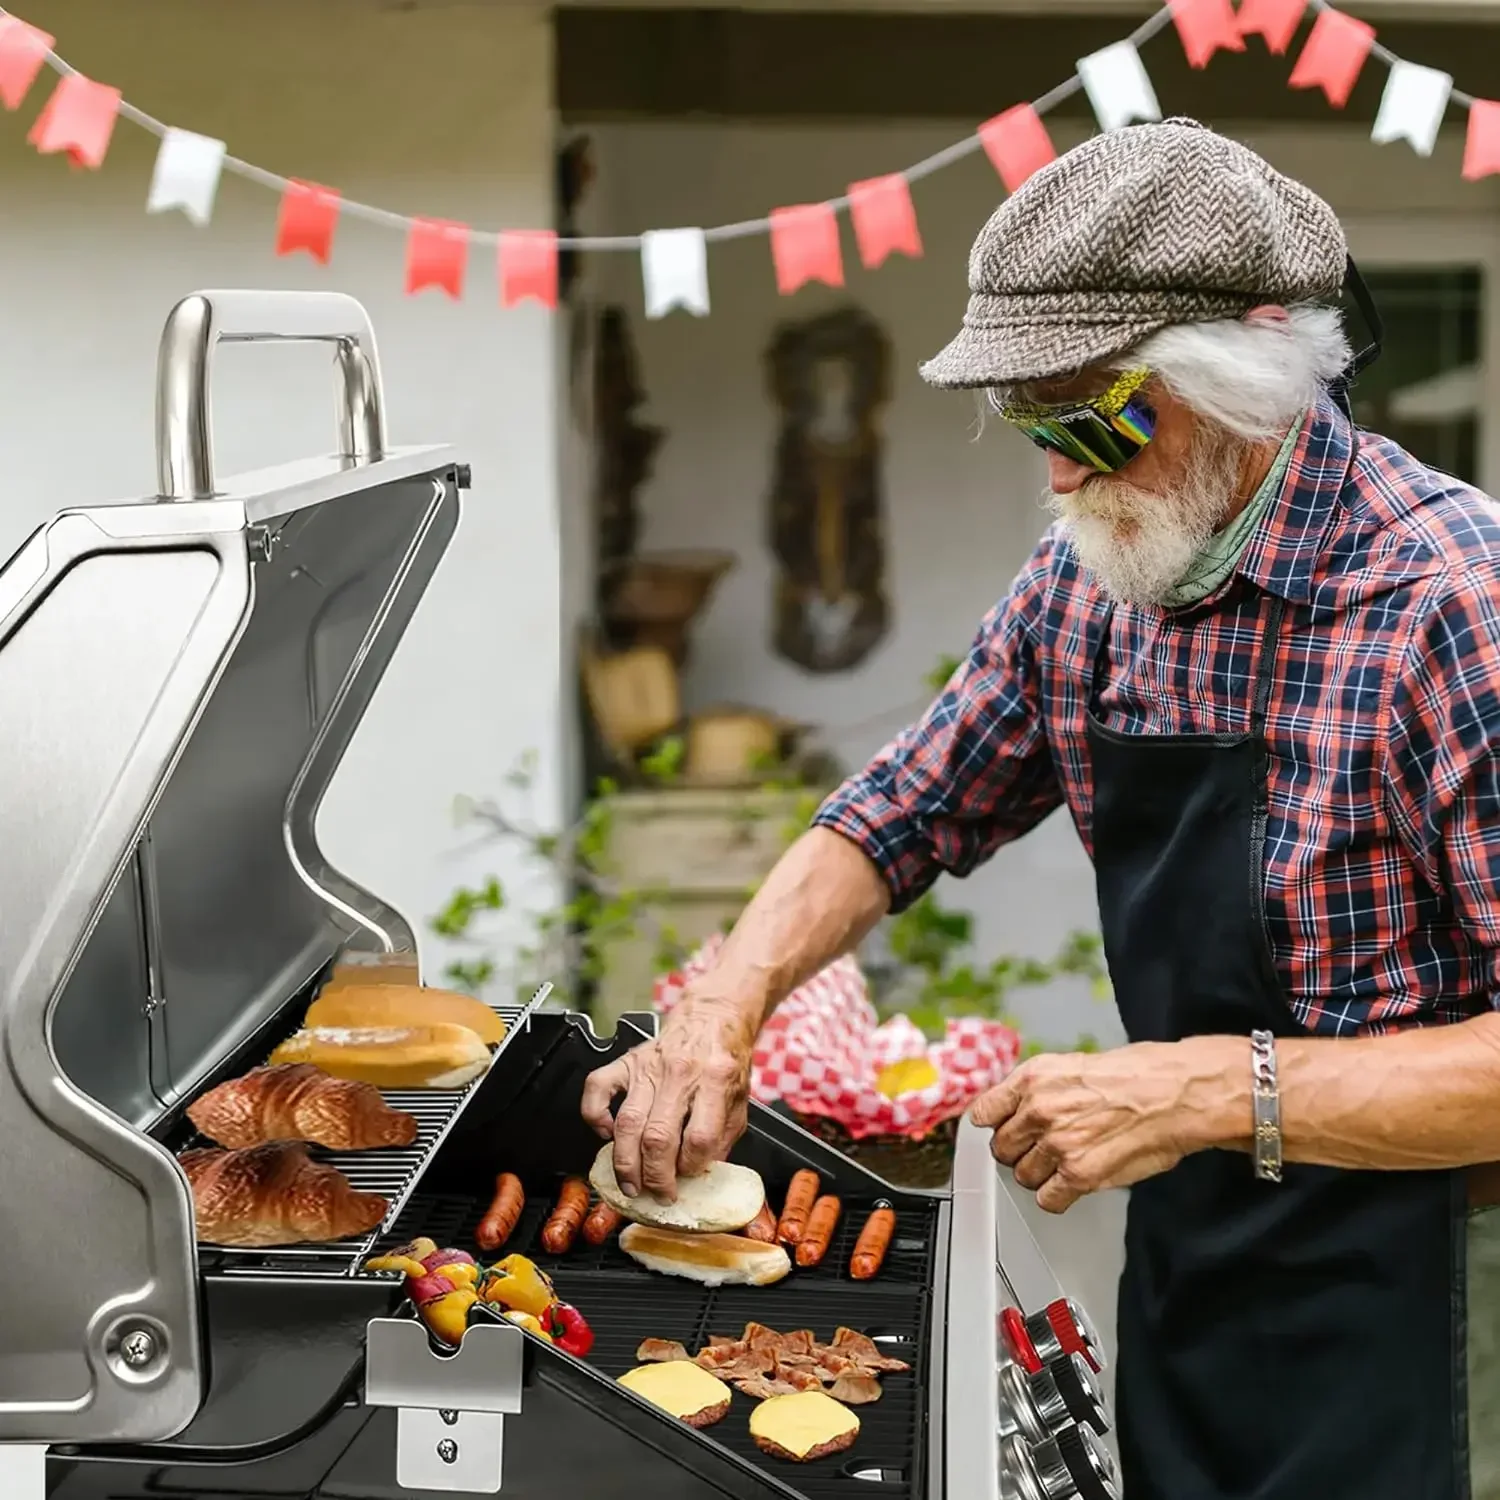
997, 372, 1157, 473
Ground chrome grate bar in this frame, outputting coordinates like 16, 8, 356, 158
208, 985, 550, 1277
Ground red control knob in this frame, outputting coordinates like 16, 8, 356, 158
1000, 1305, 1044, 1374
1024, 1298, 1104, 1374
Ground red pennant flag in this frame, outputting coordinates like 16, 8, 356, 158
1463, 100, 1500, 182
27, 74, 120, 169
978, 104, 1057, 194
769, 204, 844, 295
498, 230, 559, 309
1236, 0, 1305, 55
0, 17, 53, 110
1169, 0, 1244, 69
406, 218, 469, 299
275, 180, 341, 263
1287, 9, 1375, 109
848, 174, 922, 269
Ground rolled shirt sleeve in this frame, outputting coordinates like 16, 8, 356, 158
813, 529, 1065, 912
1383, 567, 1500, 1004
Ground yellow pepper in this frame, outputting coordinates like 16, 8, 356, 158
502, 1310, 555, 1343
363, 1253, 429, 1279
433, 1262, 480, 1290
479, 1255, 556, 1318
420, 1288, 478, 1347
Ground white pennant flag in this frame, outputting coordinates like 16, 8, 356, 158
1077, 42, 1161, 134
641, 228, 710, 319
1372, 61, 1453, 158
147, 128, 227, 226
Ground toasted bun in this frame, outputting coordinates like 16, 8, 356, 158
618, 1361, 732, 1427
618, 1223, 791, 1287
749, 1391, 860, 1462
268, 1024, 490, 1090
305, 984, 507, 1048
590, 1144, 764, 1232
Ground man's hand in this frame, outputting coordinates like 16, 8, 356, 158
580, 994, 757, 1201
970, 1038, 1239, 1214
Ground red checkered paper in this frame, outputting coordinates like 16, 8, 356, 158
654, 935, 1020, 1140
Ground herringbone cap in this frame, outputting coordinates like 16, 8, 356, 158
921, 117, 1348, 389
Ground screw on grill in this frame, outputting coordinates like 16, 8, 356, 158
120, 1331, 156, 1369
439, 1409, 459, 1425
437, 1439, 459, 1465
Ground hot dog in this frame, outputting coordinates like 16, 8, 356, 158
540, 1177, 591, 1254
744, 1202, 778, 1244
476, 1172, 525, 1252
582, 1198, 624, 1246
776, 1169, 820, 1246
849, 1204, 896, 1280
794, 1195, 842, 1268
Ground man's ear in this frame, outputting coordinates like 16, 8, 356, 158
1245, 304, 1291, 328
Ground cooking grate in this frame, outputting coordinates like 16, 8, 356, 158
375, 1186, 938, 1500
195, 996, 540, 1278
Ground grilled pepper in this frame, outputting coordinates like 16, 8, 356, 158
545, 1301, 594, 1358
502, 1310, 555, 1342
420, 1287, 478, 1347
478, 1255, 556, 1318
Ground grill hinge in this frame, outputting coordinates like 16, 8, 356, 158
365, 1317, 523, 1494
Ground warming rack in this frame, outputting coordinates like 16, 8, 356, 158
203, 986, 548, 1278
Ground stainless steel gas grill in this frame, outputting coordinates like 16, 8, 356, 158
0, 291, 1120, 1500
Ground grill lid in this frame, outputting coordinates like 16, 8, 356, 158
0, 290, 462, 1443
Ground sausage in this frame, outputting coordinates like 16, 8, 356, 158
849, 1204, 896, 1281
581, 1199, 624, 1247
540, 1178, 591, 1254
776, 1169, 821, 1246
743, 1202, 778, 1244
475, 1173, 525, 1252
794, 1195, 842, 1268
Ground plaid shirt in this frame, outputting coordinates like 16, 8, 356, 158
815, 393, 1500, 1036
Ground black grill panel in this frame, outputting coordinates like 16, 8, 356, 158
376, 1186, 937, 1500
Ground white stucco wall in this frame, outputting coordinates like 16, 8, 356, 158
575, 115, 1500, 1050
0, 0, 562, 982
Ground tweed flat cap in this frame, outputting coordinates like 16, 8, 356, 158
921, 118, 1348, 389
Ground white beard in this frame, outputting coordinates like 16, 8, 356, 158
1048, 425, 1250, 606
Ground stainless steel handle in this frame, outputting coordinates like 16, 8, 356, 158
155, 289, 387, 500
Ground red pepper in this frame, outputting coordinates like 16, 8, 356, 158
546, 1301, 594, 1358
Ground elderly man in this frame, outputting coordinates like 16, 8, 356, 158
582, 118, 1500, 1497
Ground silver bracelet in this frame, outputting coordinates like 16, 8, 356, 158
1251, 1029, 1283, 1183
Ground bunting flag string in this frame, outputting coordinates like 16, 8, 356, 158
4, 0, 1500, 319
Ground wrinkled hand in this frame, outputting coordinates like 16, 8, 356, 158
580, 994, 756, 1201
971, 1039, 1230, 1214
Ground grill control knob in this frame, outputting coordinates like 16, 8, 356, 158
998, 1350, 1112, 1444
1025, 1298, 1104, 1374
1003, 1425, 1119, 1500
1050, 1352, 1111, 1436
1056, 1422, 1119, 1500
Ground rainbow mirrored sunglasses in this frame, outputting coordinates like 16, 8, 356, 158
987, 367, 1157, 473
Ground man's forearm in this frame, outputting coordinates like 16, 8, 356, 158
1191, 1012, 1500, 1170
688, 827, 892, 1033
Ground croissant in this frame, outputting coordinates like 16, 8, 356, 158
187, 1064, 418, 1152
181, 1142, 389, 1248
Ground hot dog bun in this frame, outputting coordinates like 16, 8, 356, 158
590, 1144, 765, 1233
304, 983, 507, 1048
269, 1024, 490, 1090
618, 1224, 791, 1287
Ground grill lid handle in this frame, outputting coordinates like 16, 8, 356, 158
155, 289, 387, 501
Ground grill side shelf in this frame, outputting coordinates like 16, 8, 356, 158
197, 996, 540, 1277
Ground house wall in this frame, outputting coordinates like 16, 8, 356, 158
0, 0, 562, 986
573, 116, 1500, 1049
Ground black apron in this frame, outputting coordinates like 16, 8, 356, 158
1085, 593, 1470, 1499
